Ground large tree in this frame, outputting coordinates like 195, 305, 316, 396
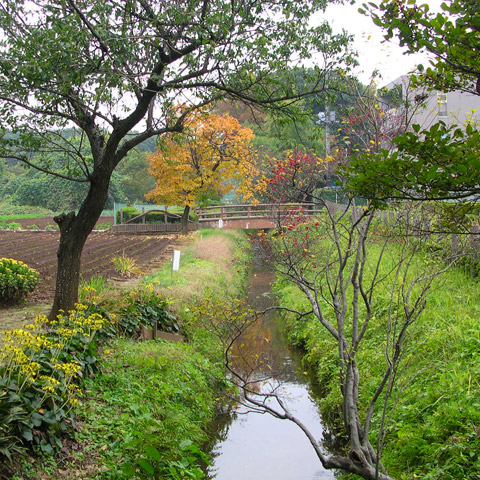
0, 0, 355, 318
146, 109, 259, 224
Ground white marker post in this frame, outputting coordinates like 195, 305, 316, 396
218, 218, 224, 229
172, 250, 181, 274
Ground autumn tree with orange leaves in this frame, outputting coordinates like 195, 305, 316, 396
146, 111, 261, 228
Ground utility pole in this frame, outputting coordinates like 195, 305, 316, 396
325, 104, 331, 157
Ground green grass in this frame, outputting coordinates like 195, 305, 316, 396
275, 239, 480, 480
144, 229, 250, 306
76, 340, 223, 479
0, 214, 45, 221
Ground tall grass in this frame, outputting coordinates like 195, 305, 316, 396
276, 240, 480, 480
144, 229, 250, 307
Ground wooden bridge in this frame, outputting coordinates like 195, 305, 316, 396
112, 203, 326, 233
197, 203, 322, 229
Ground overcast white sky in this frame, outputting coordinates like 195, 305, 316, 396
323, 0, 444, 85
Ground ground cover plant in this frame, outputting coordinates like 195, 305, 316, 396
116, 284, 179, 336
0, 306, 111, 468
74, 340, 221, 480
273, 213, 480, 479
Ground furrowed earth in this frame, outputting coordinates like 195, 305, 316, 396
1, 223, 185, 330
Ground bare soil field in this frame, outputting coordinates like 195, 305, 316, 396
0, 230, 182, 304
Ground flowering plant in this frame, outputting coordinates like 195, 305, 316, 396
0, 305, 111, 459
0, 258, 39, 304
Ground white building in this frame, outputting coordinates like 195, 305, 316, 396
381, 75, 480, 129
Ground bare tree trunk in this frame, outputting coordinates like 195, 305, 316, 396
181, 205, 190, 234
49, 175, 110, 319
49, 214, 86, 319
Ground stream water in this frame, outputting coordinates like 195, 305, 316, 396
205, 260, 336, 480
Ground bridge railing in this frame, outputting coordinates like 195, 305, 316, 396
196, 203, 323, 222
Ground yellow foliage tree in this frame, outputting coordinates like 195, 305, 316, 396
146, 110, 261, 225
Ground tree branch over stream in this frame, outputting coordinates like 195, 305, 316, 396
218, 199, 463, 480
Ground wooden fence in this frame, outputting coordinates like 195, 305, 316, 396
112, 223, 198, 234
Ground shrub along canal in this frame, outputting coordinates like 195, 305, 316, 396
204, 253, 336, 480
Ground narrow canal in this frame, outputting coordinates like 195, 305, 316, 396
205, 254, 336, 480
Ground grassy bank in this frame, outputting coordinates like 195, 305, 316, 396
8, 229, 250, 480
275, 241, 480, 480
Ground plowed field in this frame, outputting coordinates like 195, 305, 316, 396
0, 231, 179, 303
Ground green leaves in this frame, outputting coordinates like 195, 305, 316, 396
0, 0, 354, 130
84, 338, 221, 479
138, 458, 155, 475
0, 306, 111, 461
118, 285, 179, 336
144, 445, 161, 461
365, 0, 480, 96
345, 121, 480, 205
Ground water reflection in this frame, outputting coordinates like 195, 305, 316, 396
206, 266, 336, 480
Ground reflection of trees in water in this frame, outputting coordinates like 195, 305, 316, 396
202, 408, 236, 478
203, 251, 342, 478
250, 234, 350, 459
229, 312, 300, 385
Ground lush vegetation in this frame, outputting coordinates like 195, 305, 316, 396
0, 0, 478, 478
0, 148, 156, 213
0, 258, 39, 304
0, 203, 55, 217
73, 340, 222, 480
116, 284, 179, 335
0, 307, 110, 459
274, 226, 480, 480
2, 229, 250, 479
144, 229, 250, 305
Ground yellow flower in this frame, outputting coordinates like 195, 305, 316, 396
67, 384, 82, 395
42, 385, 56, 394
53, 361, 81, 376
40, 375, 61, 386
